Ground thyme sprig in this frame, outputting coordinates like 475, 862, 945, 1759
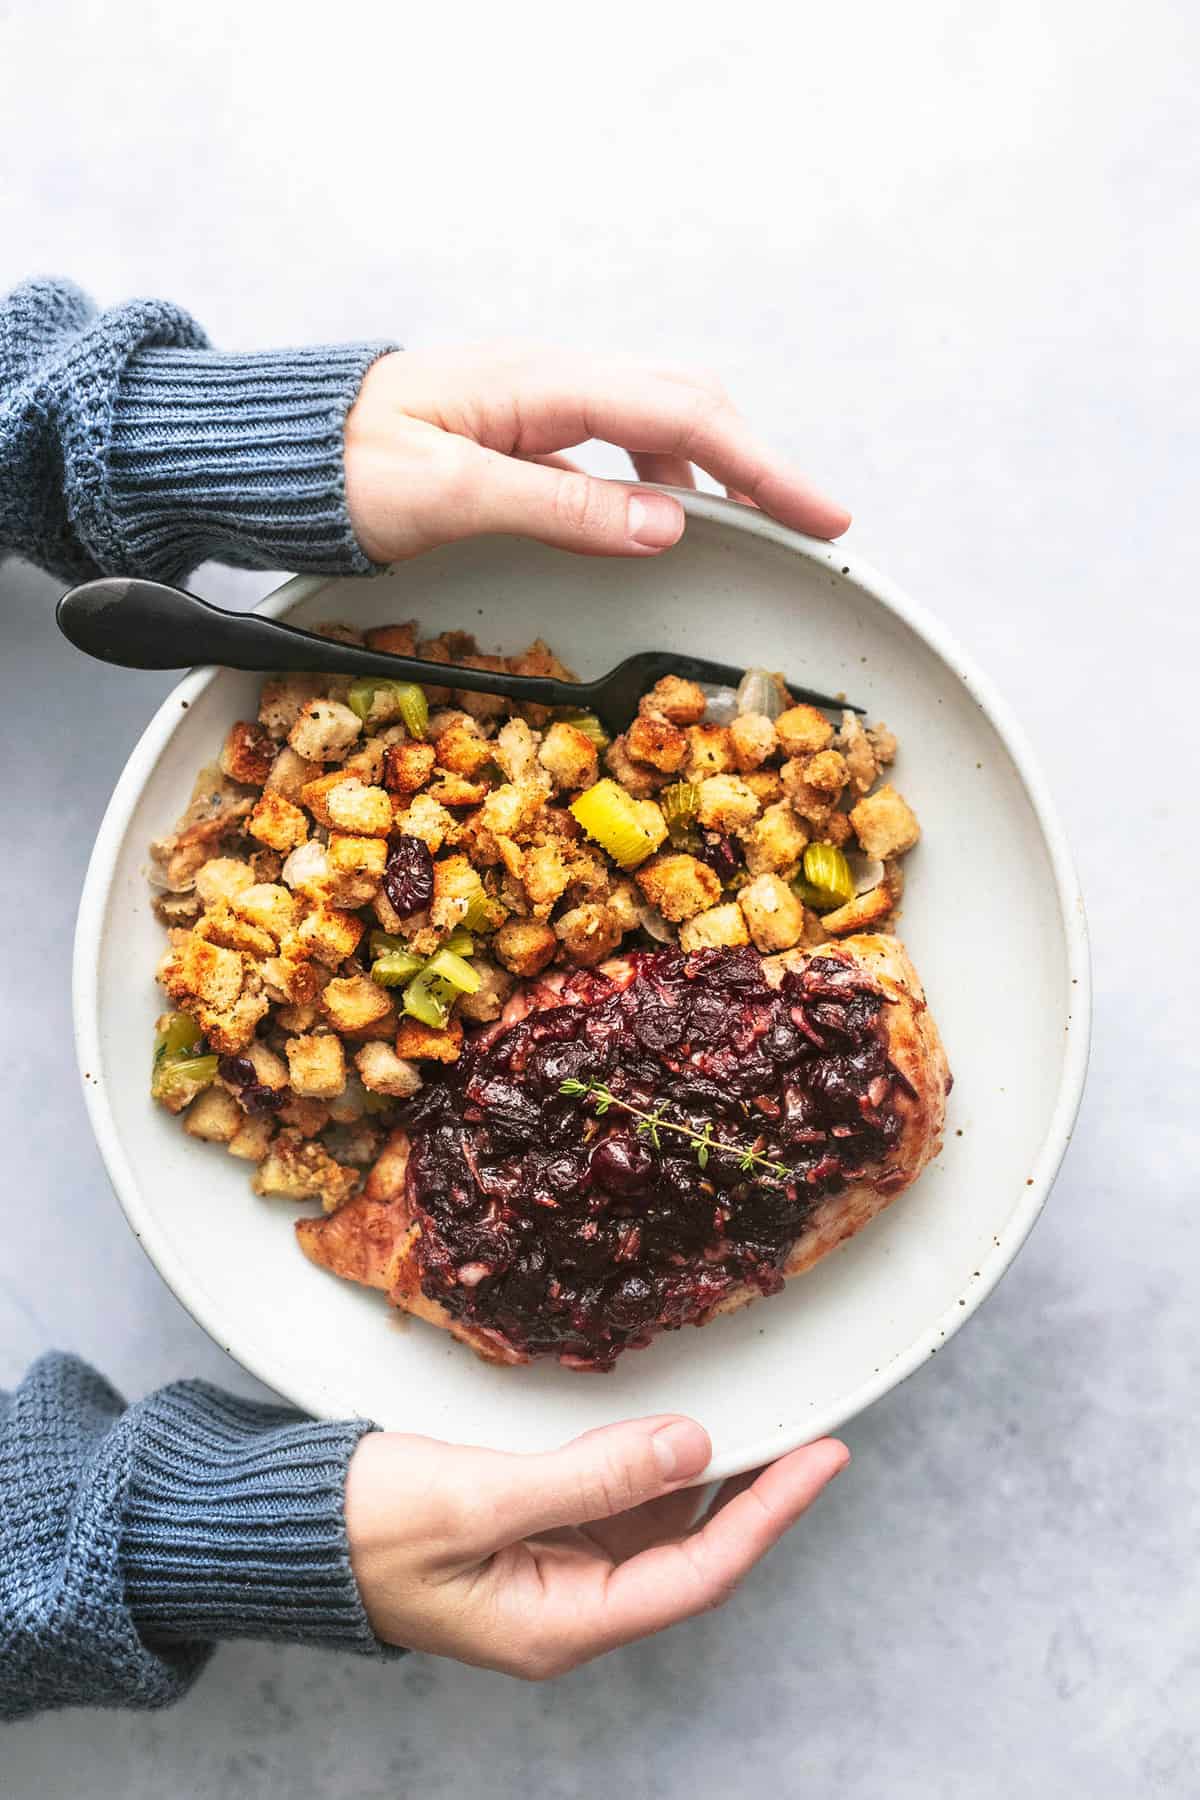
559, 1077, 793, 1184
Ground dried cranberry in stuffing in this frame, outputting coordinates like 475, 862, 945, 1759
383, 834, 434, 917
696, 830, 741, 884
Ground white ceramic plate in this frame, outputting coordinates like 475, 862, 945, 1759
74, 495, 1090, 1479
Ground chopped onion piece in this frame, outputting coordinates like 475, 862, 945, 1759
700, 683, 739, 724
735, 667, 787, 720
282, 840, 328, 892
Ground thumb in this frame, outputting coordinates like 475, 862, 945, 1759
475, 1415, 712, 1544
468, 448, 686, 556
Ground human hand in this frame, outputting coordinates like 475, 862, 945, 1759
344, 1415, 848, 1678
343, 347, 850, 563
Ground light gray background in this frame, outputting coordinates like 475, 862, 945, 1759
1, 2, 1196, 1794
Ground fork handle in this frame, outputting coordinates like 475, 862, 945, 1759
55, 577, 577, 707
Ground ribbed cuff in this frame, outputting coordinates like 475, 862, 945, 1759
106, 340, 397, 580
120, 1384, 392, 1655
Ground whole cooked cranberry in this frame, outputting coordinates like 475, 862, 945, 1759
383, 834, 434, 917
590, 1130, 654, 1196
219, 1055, 256, 1086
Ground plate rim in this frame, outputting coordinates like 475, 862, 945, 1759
72, 493, 1092, 1476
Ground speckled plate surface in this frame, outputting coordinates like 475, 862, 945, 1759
73, 494, 1090, 1479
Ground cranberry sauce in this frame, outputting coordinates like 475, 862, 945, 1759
399, 946, 905, 1369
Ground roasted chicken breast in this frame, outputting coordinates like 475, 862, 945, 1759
297, 935, 949, 1369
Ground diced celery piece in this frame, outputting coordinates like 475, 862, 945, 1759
348, 678, 379, 723
425, 948, 481, 995
368, 929, 409, 957
793, 843, 856, 912
660, 781, 701, 843
403, 967, 453, 1028
570, 779, 661, 870
441, 927, 475, 958
152, 1053, 219, 1103
347, 679, 428, 738
153, 1011, 202, 1061
371, 950, 426, 988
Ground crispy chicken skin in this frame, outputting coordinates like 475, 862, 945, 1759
296, 935, 949, 1368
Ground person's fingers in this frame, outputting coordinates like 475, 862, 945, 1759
522, 451, 588, 474
465, 1415, 713, 1546
461, 446, 687, 557
480, 365, 849, 539
629, 452, 696, 490
725, 488, 758, 507
584, 1439, 849, 1652
578, 1483, 708, 1565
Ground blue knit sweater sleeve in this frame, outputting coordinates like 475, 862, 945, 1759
0, 1354, 386, 1720
0, 277, 396, 583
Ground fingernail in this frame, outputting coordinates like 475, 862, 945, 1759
652, 1419, 711, 1480
628, 492, 685, 549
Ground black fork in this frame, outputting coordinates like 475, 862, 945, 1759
56, 576, 863, 733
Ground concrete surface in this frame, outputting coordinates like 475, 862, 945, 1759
1, 1, 1197, 1793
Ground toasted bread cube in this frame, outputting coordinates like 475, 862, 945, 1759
285, 1032, 346, 1099
775, 704, 834, 757
684, 724, 735, 781
743, 769, 784, 807
820, 811, 854, 848
194, 857, 255, 908
237, 1040, 288, 1091
297, 771, 349, 828
324, 835, 387, 908
258, 674, 325, 739
869, 723, 898, 766
494, 917, 558, 977
297, 903, 365, 968
341, 737, 388, 784
425, 855, 479, 934
383, 740, 437, 793
253, 1131, 359, 1210
554, 901, 625, 967
232, 883, 299, 942
395, 1015, 464, 1062
265, 746, 323, 803
321, 975, 397, 1040
158, 932, 246, 1010
220, 720, 275, 787
325, 778, 393, 837
196, 996, 270, 1058
737, 873, 806, 952
803, 749, 850, 797
287, 698, 362, 764
522, 842, 573, 917
355, 1040, 424, 1097
396, 793, 457, 853
635, 853, 722, 922
820, 882, 896, 936
492, 718, 539, 783
248, 790, 308, 852
604, 735, 664, 798
538, 722, 599, 792
696, 774, 761, 833
639, 675, 707, 725
835, 711, 879, 795
364, 620, 418, 656
848, 783, 920, 859
780, 759, 835, 827
182, 1085, 243, 1143
729, 712, 778, 772
434, 716, 493, 776
193, 903, 276, 959
626, 715, 689, 774
743, 802, 809, 876
479, 782, 539, 840
679, 902, 751, 952
278, 1095, 331, 1137
456, 957, 515, 1024
427, 771, 491, 807
227, 1114, 276, 1162
274, 998, 320, 1032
